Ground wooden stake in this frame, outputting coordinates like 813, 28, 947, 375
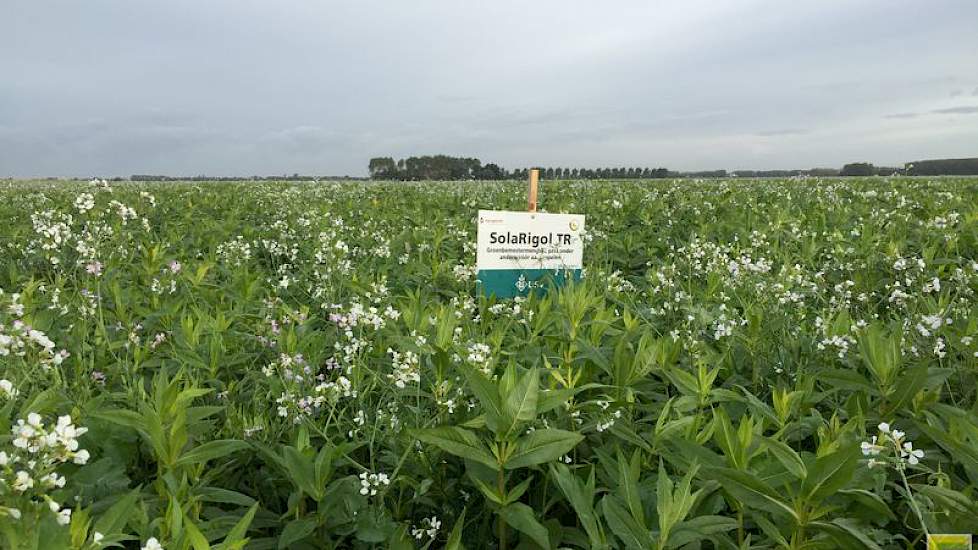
528, 169, 539, 213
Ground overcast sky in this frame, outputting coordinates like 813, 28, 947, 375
3, 0, 978, 177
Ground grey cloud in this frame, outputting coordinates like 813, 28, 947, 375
3, 0, 978, 177
755, 129, 809, 137
931, 106, 978, 114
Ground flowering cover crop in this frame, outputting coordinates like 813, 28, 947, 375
0, 177, 977, 549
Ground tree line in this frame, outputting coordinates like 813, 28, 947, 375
905, 158, 978, 176
369, 155, 978, 180
368, 155, 672, 180
110, 156, 978, 183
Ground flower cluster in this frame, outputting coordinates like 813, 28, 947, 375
0, 412, 90, 525
411, 516, 442, 541
387, 348, 421, 388
861, 422, 924, 469
358, 471, 391, 497
0, 316, 69, 369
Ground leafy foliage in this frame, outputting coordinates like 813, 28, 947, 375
0, 176, 977, 548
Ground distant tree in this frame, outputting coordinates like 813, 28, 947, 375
475, 163, 506, 180
840, 162, 875, 176
808, 168, 840, 177
368, 157, 399, 180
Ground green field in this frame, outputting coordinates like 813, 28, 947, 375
1, 177, 977, 549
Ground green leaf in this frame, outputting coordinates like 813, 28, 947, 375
600, 496, 654, 550
702, 467, 799, 522
884, 365, 927, 416
217, 503, 259, 549
801, 446, 858, 501
619, 450, 645, 528
502, 367, 539, 437
173, 439, 249, 468
469, 475, 505, 505
836, 489, 895, 522
458, 365, 504, 432
444, 508, 466, 550
754, 515, 790, 548
668, 515, 738, 548
911, 484, 978, 517
90, 409, 146, 432
197, 487, 257, 508
182, 516, 211, 550
500, 502, 551, 550
809, 519, 882, 550
916, 423, 978, 478
506, 429, 584, 469
94, 488, 141, 536
505, 476, 534, 505
817, 369, 876, 393
762, 437, 807, 479
550, 464, 604, 548
857, 323, 902, 388
281, 445, 320, 500
278, 517, 318, 549
537, 388, 578, 415
413, 427, 498, 469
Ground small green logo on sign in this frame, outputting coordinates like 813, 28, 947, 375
476, 210, 585, 298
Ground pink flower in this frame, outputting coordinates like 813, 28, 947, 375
85, 262, 103, 276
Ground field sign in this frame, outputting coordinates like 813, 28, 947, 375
476, 209, 585, 298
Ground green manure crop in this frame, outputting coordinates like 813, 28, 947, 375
0, 177, 976, 549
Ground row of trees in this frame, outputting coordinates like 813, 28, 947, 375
906, 158, 978, 176
839, 163, 905, 176
114, 157, 978, 183
368, 156, 673, 180
368, 156, 494, 180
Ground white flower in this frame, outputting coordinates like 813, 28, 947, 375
877, 422, 890, 434
860, 437, 882, 456
56, 508, 72, 526
0, 379, 18, 398
142, 537, 164, 550
13, 470, 34, 492
86, 261, 103, 276
73, 449, 90, 465
93, 532, 105, 544
902, 442, 925, 465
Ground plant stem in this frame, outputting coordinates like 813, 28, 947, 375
897, 465, 930, 537
498, 467, 507, 550
737, 507, 744, 546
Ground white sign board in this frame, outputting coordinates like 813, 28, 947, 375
476, 209, 586, 297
